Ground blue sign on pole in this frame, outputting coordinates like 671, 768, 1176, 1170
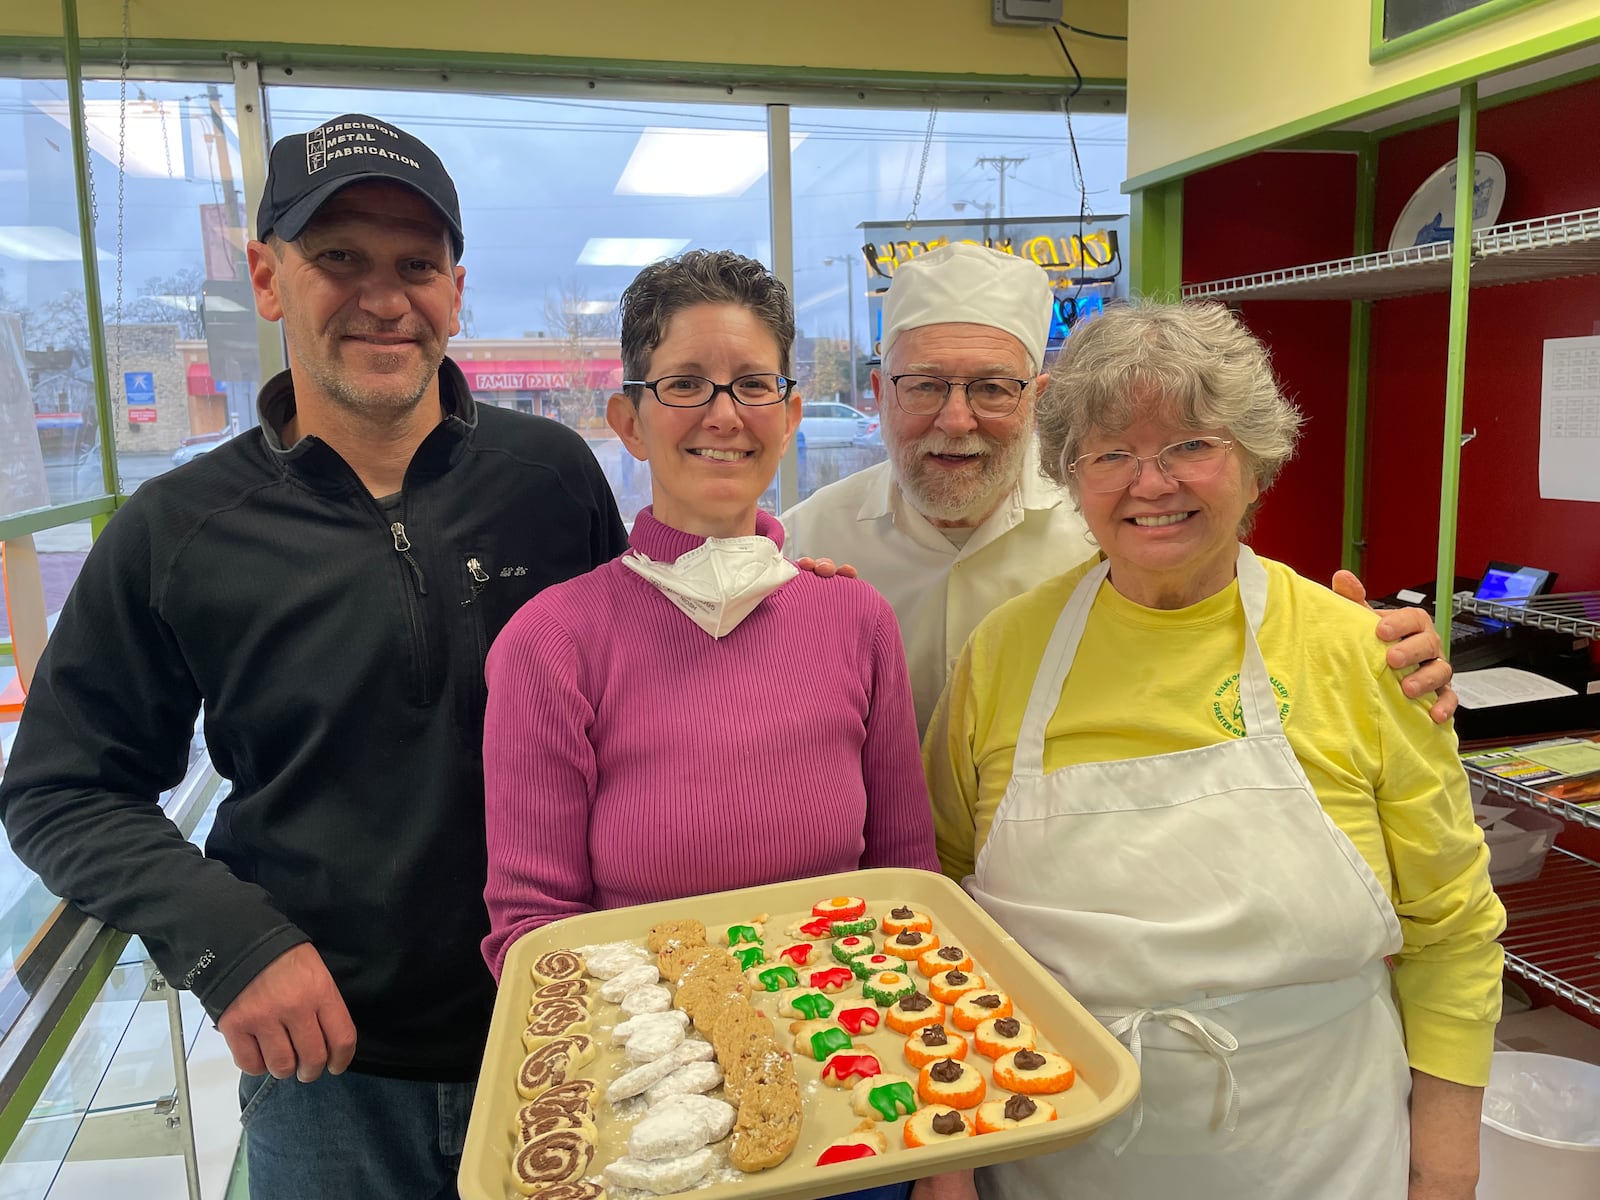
124, 371, 156, 405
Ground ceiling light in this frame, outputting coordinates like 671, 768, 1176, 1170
576, 237, 690, 267
0, 225, 110, 261
31, 98, 192, 179
615, 128, 807, 197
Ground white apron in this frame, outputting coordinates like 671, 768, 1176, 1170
970, 547, 1411, 1200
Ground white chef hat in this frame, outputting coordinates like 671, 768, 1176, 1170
880, 242, 1053, 373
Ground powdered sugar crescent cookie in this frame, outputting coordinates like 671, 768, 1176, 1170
903, 1104, 974, 1147
884, 991, 945, 1035
606, 1050, 683, 1103
650, 1093, 736, 1143
917, 944, 974, 977
880, 905, 934, 936
511, 1122, 595, 1191
976, 1093, 1058, 1133
529, 949, 585, 986
974, 1015, 1037, 1059
623, 1019, 687, 1063
619, 984, 672, 1015
516, 1035, 596, 1099
850, 1072, 918, 1121
627, 1103, 714, 1161
993, 1048, 1076, 1094
951, 989, 1012, 1031
903, 1023, 968, 1069
643, 1060, 724, 1104
646, 918, 706, 955
599, 963, 660, 1002
604, 1147, 714, 1194
928, 969, 986, 1004
611, 1009, 689, 1046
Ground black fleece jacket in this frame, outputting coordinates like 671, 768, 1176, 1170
0, 359, 628, 1079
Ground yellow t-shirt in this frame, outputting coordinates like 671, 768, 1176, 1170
925, 555, 1506, 1086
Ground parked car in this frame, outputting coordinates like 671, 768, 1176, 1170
171, 427, 235, 467
851, 418, 883, 449
798, 402, 871, 450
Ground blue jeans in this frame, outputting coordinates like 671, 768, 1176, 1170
834, 1186, 914, 1200
239, 1070, 474, 1200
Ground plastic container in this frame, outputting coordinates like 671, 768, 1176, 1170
1478, 1051, 1600, 1199
1483, 808, 1565, 886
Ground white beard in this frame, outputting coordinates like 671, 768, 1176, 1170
889, 429, 1027, 525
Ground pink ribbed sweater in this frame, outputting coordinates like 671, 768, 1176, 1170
482, 507, 938, 976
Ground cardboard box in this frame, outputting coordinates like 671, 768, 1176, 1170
1495, 1006, 1600, 1067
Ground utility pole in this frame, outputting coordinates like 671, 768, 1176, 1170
974, 155, 1027, 219
823, 255, 860, 410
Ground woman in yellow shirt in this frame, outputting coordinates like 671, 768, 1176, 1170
925, 301, 1504, 1200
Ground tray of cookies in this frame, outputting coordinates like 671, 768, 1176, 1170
459, 867, 1138, 1200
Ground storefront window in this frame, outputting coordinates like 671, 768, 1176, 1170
265, 87, 775, 526
788, 104, 1129, 503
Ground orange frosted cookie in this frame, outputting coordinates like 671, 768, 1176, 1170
917, 944, 974, 977
903, 1105, 974, 1147
974, 1016, 1036, 1059
951, 990, 1012, 1031
994, 1048, 1075, 1094
883, 929, 940, 961
928, 969, 985, 1004
903, 1023, 968, 1069
975, 1094, 1058, 1133
881, 905, 933, 936
917, 1057, 986, 1109
884, 991, 946, 1035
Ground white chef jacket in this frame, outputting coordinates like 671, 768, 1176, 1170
782, 441, 1093, 733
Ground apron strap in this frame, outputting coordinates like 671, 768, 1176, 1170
1234, 545, 1284, 740
1013, 558, 1111, 778
1104, 1001, 1243, 1154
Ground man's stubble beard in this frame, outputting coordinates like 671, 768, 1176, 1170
306, 338, 441, 427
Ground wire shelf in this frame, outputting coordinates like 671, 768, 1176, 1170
1454, 590, 1600, 640
1496, 848, 1600, 1017
1182, 208, 1600, 302
1467, 765, 1600, 832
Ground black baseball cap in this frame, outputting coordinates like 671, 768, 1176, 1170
256, 114, 464, 260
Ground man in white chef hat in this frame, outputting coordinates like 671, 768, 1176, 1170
782, 242, 1454, 734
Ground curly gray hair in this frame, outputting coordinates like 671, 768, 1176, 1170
1037, 300, 1303, 504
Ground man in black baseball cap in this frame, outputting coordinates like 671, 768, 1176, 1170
257, 113, 464, 260
0, 112, 628, 1200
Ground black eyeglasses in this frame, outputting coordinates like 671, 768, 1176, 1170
623, 374, 795, 408
889, 374, 1032, 418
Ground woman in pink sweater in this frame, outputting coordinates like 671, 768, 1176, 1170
482, 250, 938, 979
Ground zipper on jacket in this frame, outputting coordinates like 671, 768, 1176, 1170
391, 522, 428, 595
463, 556, 490, 606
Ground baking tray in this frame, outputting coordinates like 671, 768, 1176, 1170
461, 867, 1139, 1199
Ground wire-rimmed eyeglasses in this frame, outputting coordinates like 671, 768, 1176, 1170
623, 374, 795, 408
1066, 437, 1236, 492
888, 374, 1031, 419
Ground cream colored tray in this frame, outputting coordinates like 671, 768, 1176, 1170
461, 868, 1139, 1199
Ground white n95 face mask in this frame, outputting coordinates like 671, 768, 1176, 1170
621, 535, 799, 639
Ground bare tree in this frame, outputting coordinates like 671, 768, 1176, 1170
120, 266, 207, 338
540, 278, 619, 429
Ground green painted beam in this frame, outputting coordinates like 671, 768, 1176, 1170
60, 0, 120, 522
1124, 18, 1600, 192
0, 498, 116, 544
1130, 181, 1183, 298
1373, 58, 1600, 139
1434, 84, 1478, 644
1343, 139, 1377, 576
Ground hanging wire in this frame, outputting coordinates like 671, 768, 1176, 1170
1053, 26, 1094, 305
1058, 21, 1128, 42
904, 101, 938, 228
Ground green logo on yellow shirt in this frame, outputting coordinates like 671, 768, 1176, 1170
1211, 673, 1291, 737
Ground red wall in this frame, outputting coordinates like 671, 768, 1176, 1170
1183, 79, 1600, 596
